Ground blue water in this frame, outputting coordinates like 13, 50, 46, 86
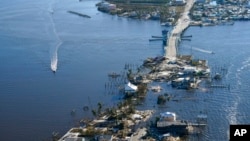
0, 0, 163, 140
178, 23, 250, 140
1, 0, 250, 141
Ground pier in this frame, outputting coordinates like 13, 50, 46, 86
165, 0, 195, 59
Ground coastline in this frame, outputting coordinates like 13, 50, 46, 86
59, 0, 210, 141
2, 0, 250, 141
58, 0, 250, 141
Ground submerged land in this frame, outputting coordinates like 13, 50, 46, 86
58, 0, 249, 141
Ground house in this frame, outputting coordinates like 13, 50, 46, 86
124, 82, 137, 93
131, 114, 143, 120
59, 128, 92, 141
171, 77, 191, 89
183, 66, 197, 74
97, 135, 113, 141
98, 2, 116, 12
160, 112, 176, 122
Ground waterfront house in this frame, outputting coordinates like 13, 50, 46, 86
131, 114, 143, 120
171, 77, 191, 89
160, 112, 176, 122
157, 112, 189, 135
59, 128, 92, 141
97, 135, 113, 141
98, 2, 116, 12
124, 82, 138, 93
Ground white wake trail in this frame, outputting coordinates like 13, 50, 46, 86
192, 47, 214, 54
50, 42, 62, 72
48, 1, 62, 72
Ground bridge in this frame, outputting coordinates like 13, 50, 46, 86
165, 0, 195, 59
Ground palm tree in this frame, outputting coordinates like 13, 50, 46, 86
97, 102, 102, 115
92, 110, 97, 117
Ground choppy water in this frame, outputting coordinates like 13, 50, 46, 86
0, 0, 250, 140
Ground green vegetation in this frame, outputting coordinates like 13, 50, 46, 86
137, 83, 147, 97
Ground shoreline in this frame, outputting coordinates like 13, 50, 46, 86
59, 1, 211, 141
60, 0, 240, 141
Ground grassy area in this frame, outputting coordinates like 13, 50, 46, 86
100, 0, 185, 23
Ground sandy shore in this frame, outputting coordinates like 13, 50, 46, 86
165, 0, 195, 59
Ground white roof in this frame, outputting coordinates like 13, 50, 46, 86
184, 66, 196, 70
160, 112, 176, 118
125, 82, 137, 91
132, 114, 142, 119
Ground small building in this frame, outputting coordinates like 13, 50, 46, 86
183, 66, 197, 74
59, 128, 92, 141
97, 135, 113, 141
171, 77, 191, 89
160, 112, 176, 121
131, 114, 143, 120
124, 82, 138, 93
98, 2, 116, 12
157, 112, 189, 135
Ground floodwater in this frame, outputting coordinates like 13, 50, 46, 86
0, 0, 250, 141
141, 22, 250, 141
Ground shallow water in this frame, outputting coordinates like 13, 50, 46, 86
141, 23, 250, 141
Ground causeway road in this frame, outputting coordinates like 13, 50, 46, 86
165, 0, 195, 59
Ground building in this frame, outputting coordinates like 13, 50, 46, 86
157, 112, 189, 135
98, 2, 116, 12
124, 82, 138, 93
160, 112, 176, 122
59, 128, 92, 141
97, 135, 113, 141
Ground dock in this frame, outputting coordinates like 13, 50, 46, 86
157, 120, 206, 134
165, 0, 195, 59
67, 11, 91, 18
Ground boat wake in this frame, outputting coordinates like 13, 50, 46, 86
192, 47, 214, 54
225, 57, 250, 125
182, 45, 214, 54
49, 1, 62, 73
50, 42, 62, 72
